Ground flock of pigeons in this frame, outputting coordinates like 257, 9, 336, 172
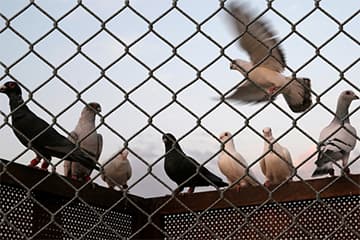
0, 3, 358, 194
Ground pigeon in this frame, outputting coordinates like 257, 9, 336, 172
312, 90, 359, 177
101, 149, 131, 190
226, 3, 312, 113
64, 102, 103, 181
261, 127, 293, 187
0, 81, 99, 171
218, 131, 257, 190
162, 133, 228, 194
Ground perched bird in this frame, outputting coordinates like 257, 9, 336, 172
101, 149, 132, 190
312, 90, 359, 177
218, 131, 257, 190
225, 3, 312, 113
162, 133, 228, 194
64, 103, 103, 181
0, 81, 99, 171
261, 127, 293, 187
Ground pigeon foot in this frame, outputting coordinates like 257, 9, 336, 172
328, 168, 335, 176
268, 86, 279, 95
40, 161, 49, 170
264, 180, 271, 188
343, 167, 350, 175
29, 158, 40, 167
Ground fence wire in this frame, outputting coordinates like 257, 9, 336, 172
0, 0, 359, 239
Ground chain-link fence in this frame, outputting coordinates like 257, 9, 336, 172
1, 0, 359, 239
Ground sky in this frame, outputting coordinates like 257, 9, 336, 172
0, 0, 359, 197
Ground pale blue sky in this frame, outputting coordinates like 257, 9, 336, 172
0, 0, 359, 197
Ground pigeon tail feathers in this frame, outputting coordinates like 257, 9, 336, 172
283, 78, 312, 113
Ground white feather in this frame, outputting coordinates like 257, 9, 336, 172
102, 150, 132, 189
218, 132, 257, 188
261, 127, 293, 185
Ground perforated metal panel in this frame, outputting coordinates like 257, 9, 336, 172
163, 195, 360, 239
0, 185, 32, 240
62, 202, 132, 239
0, 184, 133, 239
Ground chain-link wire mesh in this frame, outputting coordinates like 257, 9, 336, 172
1, 0, 359, 239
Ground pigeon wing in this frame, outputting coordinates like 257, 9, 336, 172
229, 3, 286, 72
226, 80, 271, 103
96, 134, 103, 161
316, 123, 357, 166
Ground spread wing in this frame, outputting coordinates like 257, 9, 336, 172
226, 80, 272, 103
229, 3, 286, 72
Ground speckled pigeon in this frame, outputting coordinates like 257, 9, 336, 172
312, 90, 358, 177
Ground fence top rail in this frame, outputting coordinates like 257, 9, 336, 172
151, 174, 360, 215
1, 159, 359, 216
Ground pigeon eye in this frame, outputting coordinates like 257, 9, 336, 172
224, 133, 228, 136
345, 91, 351, 95
8, 82, 16, 88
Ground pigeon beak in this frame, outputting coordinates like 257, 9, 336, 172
230, 62, 235, 70
97, 106, 102, 112
354, 94, 359, 100
0, 84, 7, 93
230, 60, 238, 70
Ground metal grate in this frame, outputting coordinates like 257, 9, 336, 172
0, 185, 33, 240
61, 202, 132, 239
163, 195, 360, 239
0, 183, 133, 239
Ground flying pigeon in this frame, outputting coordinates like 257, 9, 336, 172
162, 133, 228, 194
0, 81, 99, 171
261, 127, 293, 187
101, 149, 132, 190
226, 3, 312, 113
312, 90, 359, 177
64, 102, 103, 181
218, 131, 257, 190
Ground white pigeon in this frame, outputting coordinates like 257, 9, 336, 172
312, 90, 359, 177
101, 149, 132, 190
261, 127, 293, 187
64, 102, 103, 181
226, 3, 312, 113
218, 131, 257, 190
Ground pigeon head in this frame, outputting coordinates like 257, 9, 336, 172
219, 131, 233, 142
230, 59, 252, 73
0, 81, 22, 97
340, 90, 359, 102
262, 127, 273, 139
336, 90, 359, 119
120, 149, 129, 160
86, 102, 102, 113
162, 133, 180, 149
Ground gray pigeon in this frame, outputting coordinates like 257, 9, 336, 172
101, 149, 132, 190
162, 133, 228, 194
64, 103, 103, 181
312, 90, 359, 177
226, 3, 312, 113
0, 82, 99, 170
